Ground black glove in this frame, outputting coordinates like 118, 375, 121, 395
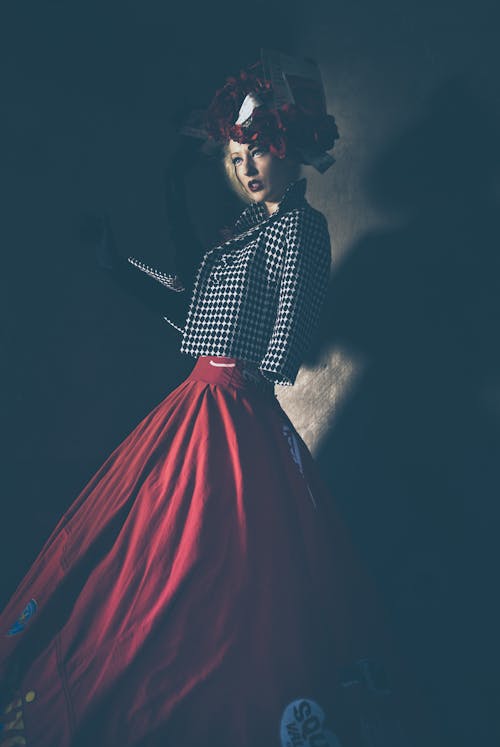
93, 215, 189, 332
163, 136, 205, 291
95, 215, 121, 272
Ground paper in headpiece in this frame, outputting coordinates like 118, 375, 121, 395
180, 49, 339, 173
235, 93, 264, 127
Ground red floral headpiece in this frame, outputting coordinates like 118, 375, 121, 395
204, 59, 339, 165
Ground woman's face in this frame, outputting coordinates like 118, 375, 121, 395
228, 139, 297, 213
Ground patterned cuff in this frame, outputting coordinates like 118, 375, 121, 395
127, 257, 185, 292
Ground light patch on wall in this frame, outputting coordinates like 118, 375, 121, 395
277, 345, 368, 455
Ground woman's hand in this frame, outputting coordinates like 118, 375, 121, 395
80, 212, 123, 272
94, 215, 123, 272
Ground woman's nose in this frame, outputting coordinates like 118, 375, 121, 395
244, 157, 258, 176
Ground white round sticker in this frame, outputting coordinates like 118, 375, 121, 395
280, 698, 343, 747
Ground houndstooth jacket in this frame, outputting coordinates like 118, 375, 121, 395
127, 178, 331, 386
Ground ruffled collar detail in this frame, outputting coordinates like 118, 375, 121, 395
236, 177, 307, 230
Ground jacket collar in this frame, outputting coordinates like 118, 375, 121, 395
203, 177, 308, 261
237, 177, 308, 229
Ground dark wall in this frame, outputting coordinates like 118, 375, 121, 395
289, 4, 500, 746
1, 2, 499, 745
0, 0, 301, 584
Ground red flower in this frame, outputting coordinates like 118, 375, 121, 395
205, 61, 274, 143
204, 61, 339, 162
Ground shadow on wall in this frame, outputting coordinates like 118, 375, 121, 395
306, 78, 500, 747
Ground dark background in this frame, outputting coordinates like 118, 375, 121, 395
1, 1, 499, 744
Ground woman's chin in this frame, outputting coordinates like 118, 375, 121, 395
248, 190, 268, 203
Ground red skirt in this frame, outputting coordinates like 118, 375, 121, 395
0, 356, 411, 747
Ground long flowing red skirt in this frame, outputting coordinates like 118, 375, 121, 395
0, 356, 412, 747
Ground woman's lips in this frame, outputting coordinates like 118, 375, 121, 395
248, 180, 264, 192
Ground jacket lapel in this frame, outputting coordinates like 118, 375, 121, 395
205, 178, 308, 259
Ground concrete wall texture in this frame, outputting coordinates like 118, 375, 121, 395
1, 1, 499, 744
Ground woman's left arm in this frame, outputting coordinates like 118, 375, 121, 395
259, 209, 332, 385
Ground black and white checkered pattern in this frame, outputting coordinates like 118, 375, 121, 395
126, 258, 185, 293
128, 178, 331, 386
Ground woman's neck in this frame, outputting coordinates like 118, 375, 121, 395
264, 200, 279, 216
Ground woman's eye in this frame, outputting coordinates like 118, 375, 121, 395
231, 148, 265, 166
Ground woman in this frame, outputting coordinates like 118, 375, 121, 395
0, 58, 411, 747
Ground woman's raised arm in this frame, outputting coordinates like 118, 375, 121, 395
95, 138, 205, 333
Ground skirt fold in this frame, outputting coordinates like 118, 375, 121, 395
0, 356, 408, 747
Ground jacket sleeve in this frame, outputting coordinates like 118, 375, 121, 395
124, 257, 189, 333
259, 209, 331, 385
96, 150, 204, 334
95, 218, 189, 333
